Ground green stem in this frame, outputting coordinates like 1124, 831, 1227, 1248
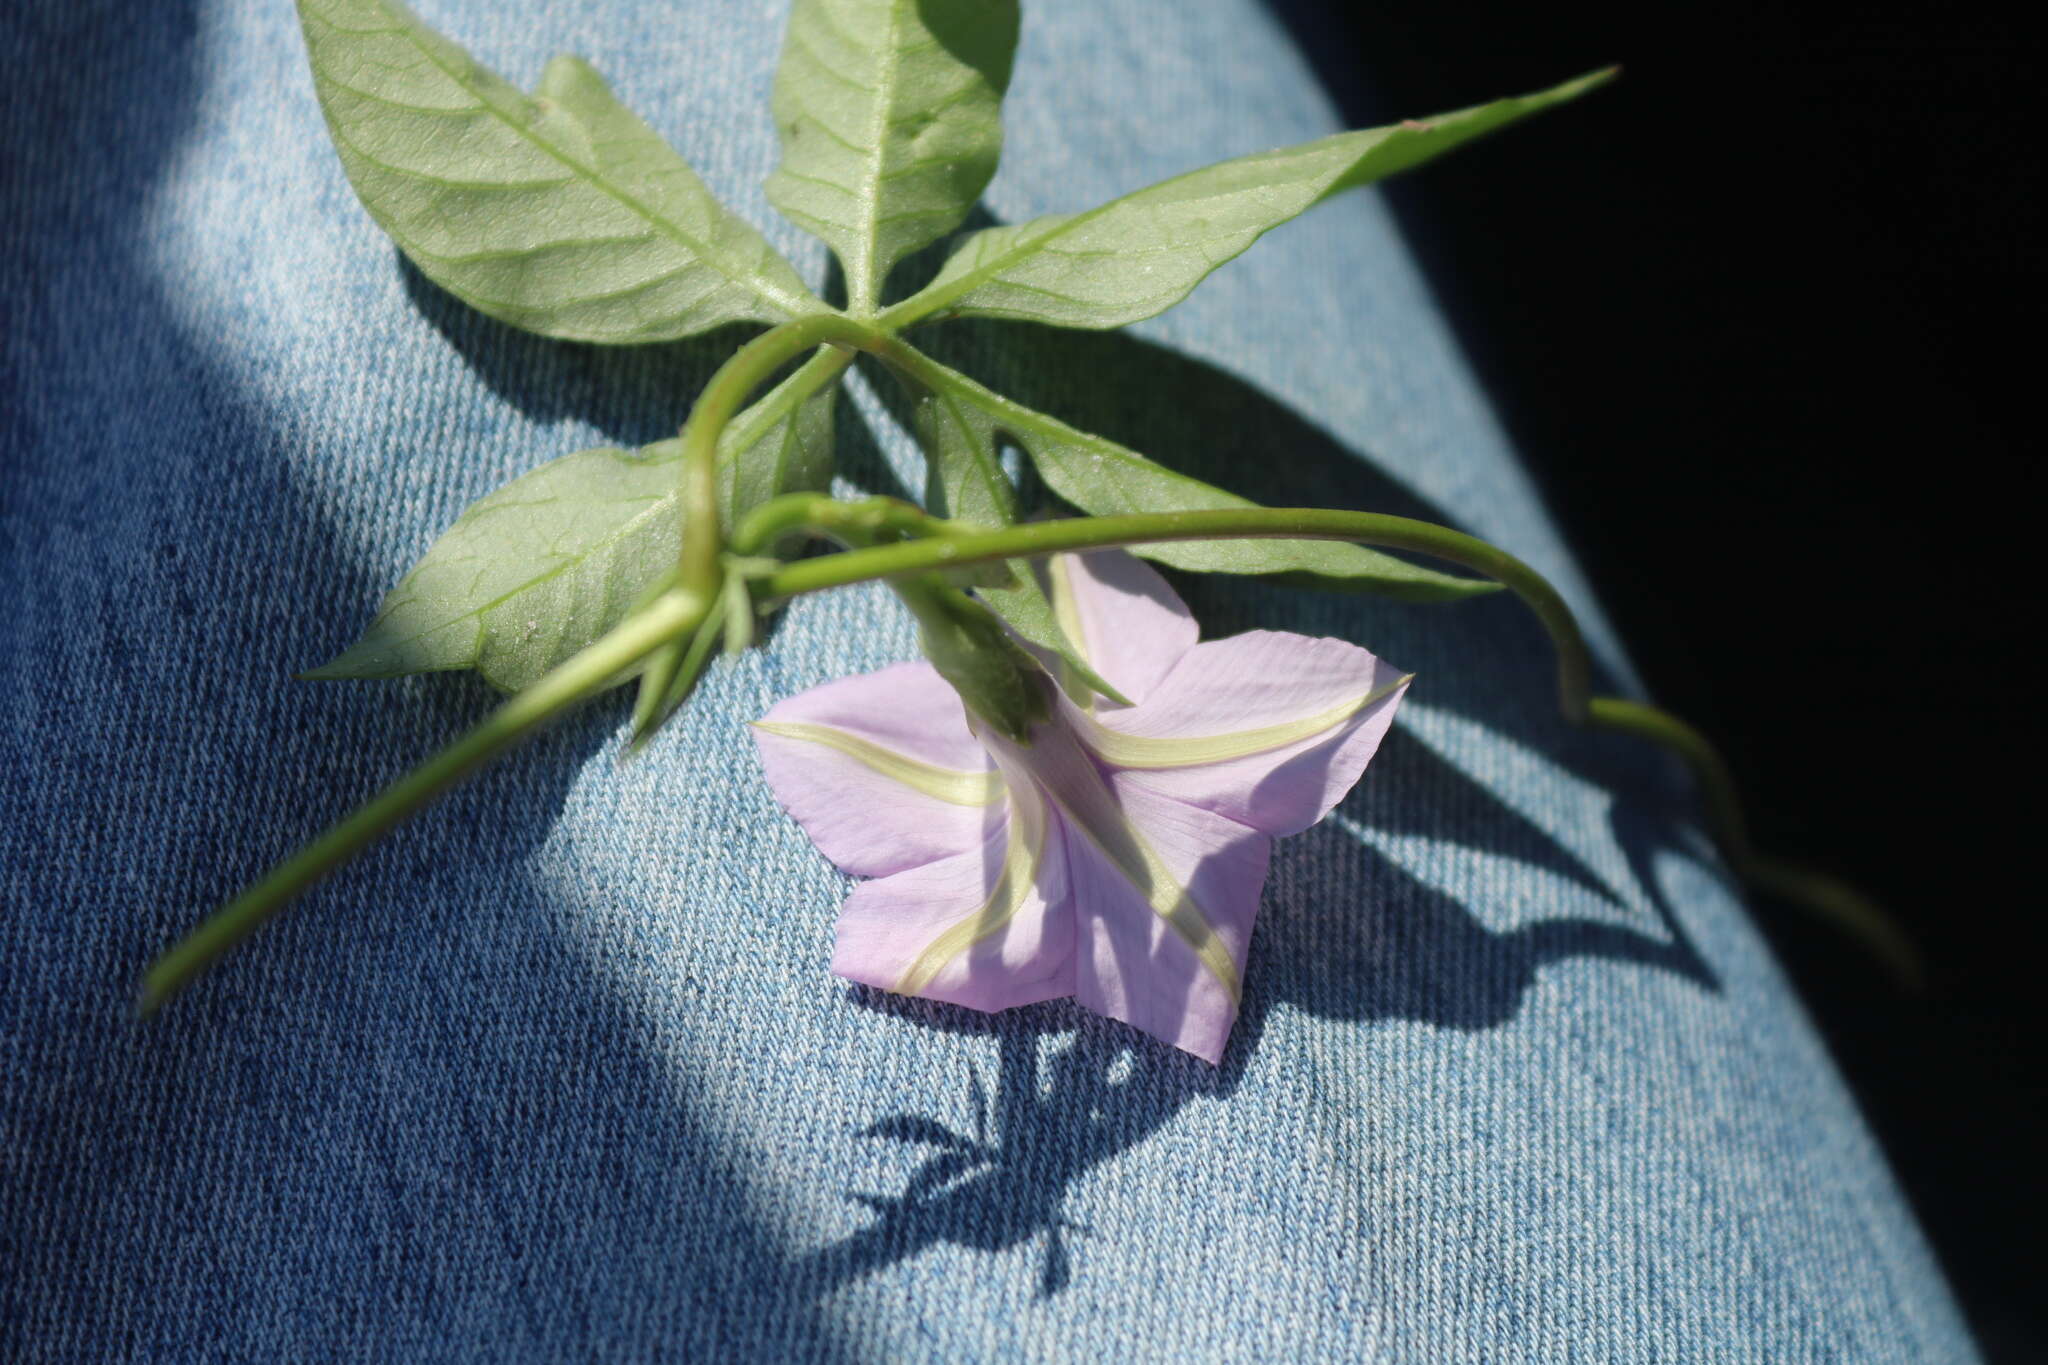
632, 321, 872, 746
714, 346, 858, 521
139, 588, 710, 1015
1588, 699, 1922, 987
754, 506, 1594, 723
734, 494, 958, 557
743, 502, 1918, 983
628, 590, 729, 748
676, 315, 891, 597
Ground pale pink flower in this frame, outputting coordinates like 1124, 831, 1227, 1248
753, 551, 1410, 1063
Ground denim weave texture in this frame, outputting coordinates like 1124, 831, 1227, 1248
0, 0, 1974, 1359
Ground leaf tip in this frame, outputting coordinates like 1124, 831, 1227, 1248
296, 635, 396, 682
1565, 65, 1622, 97
1092, 681, 1136, 709
1405, 574, 1504, 603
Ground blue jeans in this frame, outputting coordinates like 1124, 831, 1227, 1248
0, 0, 1974, 1358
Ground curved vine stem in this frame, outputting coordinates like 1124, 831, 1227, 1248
1589, 698, 1920, 986
673, 314, 891, 599
141, 317, 1915, 1009
750, 504, 1594, 722
739, 497, 1921, 986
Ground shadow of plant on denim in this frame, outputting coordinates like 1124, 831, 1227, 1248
389, 224, 1729, 1304
397, 253, 917, 504
795, 743, 1718, 1299
799, 997, 1247, 1300
787, 662, 1716, 1303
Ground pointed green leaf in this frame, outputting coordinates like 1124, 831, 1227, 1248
723, 351, 845, 534
885, 69, 1613, 331
307, 441, 683, 690
910, 377, 1016, 529
765, 0, 1020, 312
308, 354, 846, 691
903, 349, 1496, 601
629, 592, 729, 749
298, 0, 822, 342
978, 566, 1132, 708
908, 373, 1129, 704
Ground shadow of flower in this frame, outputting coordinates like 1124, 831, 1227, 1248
798, 1001, 1248, 1299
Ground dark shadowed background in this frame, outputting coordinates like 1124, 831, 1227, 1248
1268, 0, 2041, 1355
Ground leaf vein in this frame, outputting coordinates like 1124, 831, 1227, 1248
343, 3, 813, 318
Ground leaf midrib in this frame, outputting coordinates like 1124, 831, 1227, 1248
878, 134, 1360, 328
361, 357, 840, 661
850, 0, 908, 311
315, 0, 815, 320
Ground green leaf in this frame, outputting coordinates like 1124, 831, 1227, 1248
629, 591, 729, 749
906, 370, 1130, 704
723, 351, 847, 535
765, 0, 1020, 313
902, 349, 1496, 602
909, 374, 1016, 529
885, 69, 1614, 331
298, 0, 823, 342
308, 354, 846, 691
978, 566, 1132, 708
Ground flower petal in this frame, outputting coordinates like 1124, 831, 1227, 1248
989, 723, 1265, 1063
1080, 630, 1411, 837
1045, 551, 1198, 707
830, 786, 1074, 1013
1059, 780, 1270, 1064
753, 661, 1003, 878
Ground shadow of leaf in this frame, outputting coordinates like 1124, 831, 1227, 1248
398, 255, 750, 450
1266, 801, 1716, 1033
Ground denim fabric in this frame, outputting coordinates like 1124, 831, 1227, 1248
0, 0, 1974, 1360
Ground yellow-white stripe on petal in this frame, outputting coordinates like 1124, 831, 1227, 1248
1048, 556, 1092, 663
1064, 803, 1243, 1003
1011, 728, 1243, 1002
1047, 554, 1098, 714
894, 785, 1050, 995
1075, 674, 1413, 770
749, 721, 1004, 806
